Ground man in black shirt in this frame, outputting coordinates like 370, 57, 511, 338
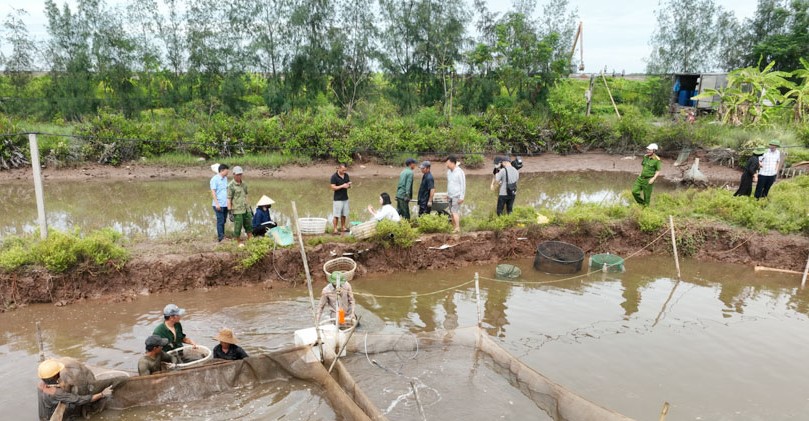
417, 161, 435, 216
329, 163, 352, 234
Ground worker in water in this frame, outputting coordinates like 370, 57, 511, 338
212, 328, 249, 360
138, 335, 176, 375
37, 359, 118, 420
153, 304, 198, 352
316, 271, 356, 325
632, 143, 662, 206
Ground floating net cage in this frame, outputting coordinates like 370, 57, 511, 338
533, 241, 584, 274
496, 264, 522, 279
589, 253, 625, 273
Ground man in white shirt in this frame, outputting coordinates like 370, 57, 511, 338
755, 140, 781, 199
445, 155, 466, 233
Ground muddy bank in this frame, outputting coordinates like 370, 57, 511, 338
2, 221, 806, 311
0, 151, 744, 185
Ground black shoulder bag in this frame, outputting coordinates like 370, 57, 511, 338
505, 168, 517, 196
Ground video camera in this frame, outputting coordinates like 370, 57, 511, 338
493, 156, 524, 174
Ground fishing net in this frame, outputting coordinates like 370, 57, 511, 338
534, 241, 585, 274
589, 253, 626, 273
496, 264, 522, 279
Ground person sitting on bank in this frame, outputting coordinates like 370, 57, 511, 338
138, 335, 176, 376
153, 304, 197, 353
212, 328, 249, 360
251, 195, 277, 237
366, 192, 401, 223
37, 359, 116, 421
316, 271, 356, 324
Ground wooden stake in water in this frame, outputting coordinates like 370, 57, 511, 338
801, 253, 809, 288
474, 272, 482, 327
36, 321, 45, 362
659, 401, 670, 421
669, 216, 681, 280
29, 134, 48, 240
291, 201, 323, 361
411, 380, 428, 421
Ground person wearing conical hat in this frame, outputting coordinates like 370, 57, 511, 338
36, 359, 112, 420
316, 271, 355, 324
251, 195, 277, 237
734, 147, 765, 197
754, 139, 781, 199
212, 328, 249, 360
631, 143, 662, 206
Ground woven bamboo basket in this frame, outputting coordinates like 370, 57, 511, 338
297, 217, 327, 235
350, 220, 377, 240
323, 257, 357, 282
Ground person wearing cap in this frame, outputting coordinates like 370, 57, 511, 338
153, 303, 197, 352
396, 158, 418, 219
36, 359, 115, 421
316, 271, 356, 324
445, 155, 466, 233
251, 195, 277, 237
330, 163, 352, 234
491, 156, 519, 215
227, 166, 251, 246
734, 147, 765, 197
631, 143, 662, 206
138, 335, 175, 375
212, 328, 249, 360
754, 140, 781, 199
417, 161, 435, 216
210, 164, 230, 242
367, 192, 402, 222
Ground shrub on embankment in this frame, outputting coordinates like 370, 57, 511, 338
0, 228, 128, 273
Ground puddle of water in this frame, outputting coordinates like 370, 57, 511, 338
0, 172, 673, 239
3, 256, 805, 420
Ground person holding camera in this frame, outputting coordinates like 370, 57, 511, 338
491, 156, 519, 216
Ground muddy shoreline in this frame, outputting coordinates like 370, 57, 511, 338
2, 221, 807, 311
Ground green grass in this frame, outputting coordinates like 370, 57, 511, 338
142, 152, 312, 168
0, 228, 129, 273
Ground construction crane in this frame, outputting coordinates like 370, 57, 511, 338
570, 21, 584, 72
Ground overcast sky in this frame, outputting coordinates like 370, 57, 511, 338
0, 0, 759, 73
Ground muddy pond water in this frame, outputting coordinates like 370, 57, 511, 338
2, 256, 807, 420
0, 171, 674, 239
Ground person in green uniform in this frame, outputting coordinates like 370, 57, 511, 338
632, 143, 662, 206
227, 166, 251, 246
153, 304, 197, 352
396, 158, 417, 219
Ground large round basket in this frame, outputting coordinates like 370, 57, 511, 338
297, 217, 328, 235
533, 241, 584, 274
350, 220, 377, 240
323, 257, 357, 282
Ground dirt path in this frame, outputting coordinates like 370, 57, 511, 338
0, 152, 743, 185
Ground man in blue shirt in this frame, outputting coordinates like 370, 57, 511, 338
210, 164, 230, 242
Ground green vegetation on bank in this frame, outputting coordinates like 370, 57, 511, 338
0, 228, 128, 273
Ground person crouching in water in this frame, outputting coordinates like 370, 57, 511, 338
138, 335, 176, 375
37, 359, 124, 421
213, 328, 249, 360
317, 271, 356, 325
251, 195, 277, 237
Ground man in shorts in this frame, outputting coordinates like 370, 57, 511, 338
445, 155, 466, 233
330, 163, 352, 234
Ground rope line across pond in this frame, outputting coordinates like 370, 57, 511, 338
354, 228, 670, 298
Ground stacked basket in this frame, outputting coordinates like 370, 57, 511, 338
323, 257, 357, 282
350, 220, 377, 240
297, 217, 328, 235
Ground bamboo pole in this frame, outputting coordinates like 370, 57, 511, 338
659, 401, 670, 421
755, 265, 803, 275
601, 72, 621, 119
474, 272, 482, 327
669, 216, 681, 280
29, 134, 48, 239
291, 201, 323, 361
411, 380, 428, 421
802, 253, 809, 287
36, 321, 46, 362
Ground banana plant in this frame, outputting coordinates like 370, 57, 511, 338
786, 58, 809, 123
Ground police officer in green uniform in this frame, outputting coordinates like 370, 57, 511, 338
632, 143, 662, 206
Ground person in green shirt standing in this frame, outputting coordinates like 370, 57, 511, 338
632, 143, 662, 206
396, 158, 417, 220
227, 166, 251, 246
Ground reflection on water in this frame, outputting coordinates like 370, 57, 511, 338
0, 172, 672, 239
3, 257, 807, 419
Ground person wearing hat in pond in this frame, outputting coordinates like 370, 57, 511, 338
212, 328, 249, 360
36, 359, 116, 421
251, 195, 277, 237
755, 140, 781, 199
417, 161, 435, 216
138, 335, 176, 375
632, 143, 662, 206
734, 147, 766, 197
210, 164, 230, 242
228, 166, 251, 246
153, 304, 197, 353
316, 271, 356, 324
396, 158, 418, 220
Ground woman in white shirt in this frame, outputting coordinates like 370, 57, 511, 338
367, 192, 402, 222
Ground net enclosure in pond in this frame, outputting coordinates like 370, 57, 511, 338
589, 253, 626, 273
534, 241, 585, 274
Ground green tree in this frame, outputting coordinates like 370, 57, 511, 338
3, 8, 36, 114
330, 0, 377, 117
646, 0, 720, 73
745, 0, 809, 72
